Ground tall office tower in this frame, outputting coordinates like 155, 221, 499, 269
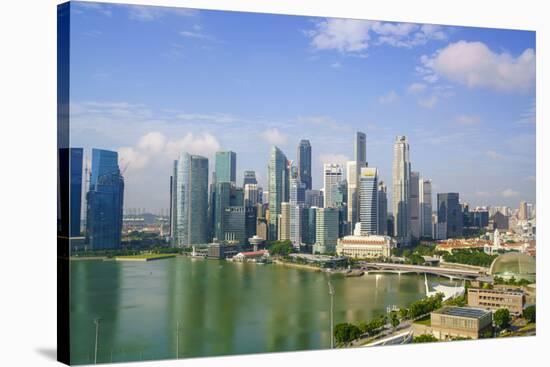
346, 160, 358, 234
290, 177, 307, 205
302, 206, 317, 245
527, 203, 534, 219
268, 146, 289, 239
256, 203, 268, 240
409, 171, 421, 241
378, 181, 388, 235
289, 175, 306, 248
257, 187, 263, 204
173, 153, 209, 247
214, 182, 245, 242
170, 160, 178, 240
305, 189, 324, 208
359, 167, 378, 235
69, 148, 83, 237
223, 206, 246, 243
355, 132, 367, 168
297, 139, 312, 190
314, 207, 339, 254
86, 149, 124, 250
323, 163, 343, 208
243, 170, 257, 186
419, 178, 433, 239
279, 202, 291, 241
215, 151, 236, 184
518, 201, 528, 220
244, 183, 259, 207
392, 136, 411, 246
437, 193, 463, 238
245, 205, 258, 242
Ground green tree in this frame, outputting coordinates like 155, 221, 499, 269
494, 308, 511, 330
334, 323, 361, 344
413, 334, 438, 343
390, 312, 400, 329
523, 305, 536, 323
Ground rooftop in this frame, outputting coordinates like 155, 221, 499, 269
434, 307, 491, 319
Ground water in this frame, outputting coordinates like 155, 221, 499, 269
70, 257, 451, 364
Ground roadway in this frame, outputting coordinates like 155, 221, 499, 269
359, 262, 488, 280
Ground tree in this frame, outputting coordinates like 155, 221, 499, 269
523, 305, 536, 323
494, 308, 511, 330
390, 312, 400, 329
334, 323, 361, 344
413, 334, 438, 343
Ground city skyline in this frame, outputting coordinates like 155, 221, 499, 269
69, 2, 536, 212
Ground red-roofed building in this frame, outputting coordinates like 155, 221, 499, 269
232, 250, 270, 262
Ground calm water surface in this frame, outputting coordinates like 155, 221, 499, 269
70, 257, 452, 364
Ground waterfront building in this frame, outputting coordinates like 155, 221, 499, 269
232, 250, 270, 262
359, 167, 378, 235
243, 170, 257, 186
86, 149, 124, 250
302, 206, 317, 245
244, 205, 257, 243
437, 193, 463, 238
214, 182, 245, 243
279, 202, 291, 241
69, 148, 83, 237
409, 171, 421, 240
392, 136, 411, 246
222, 206, 246, 244
215, 151, 236, 185
256, 217, 268, 240
313, 207, 339, 254
297, 139, 312, 190
467, 288, 525, 314
305, 189, 324, 208
377, 181, 388, 235
336, 234, 395, 259
169, 160, 177, 239
244, 183, 259, 207
323, 163, 343, 208
473, 208, 489, 228
173, 153, 209, 246
289, 176, 306, 248
346, 160, 358, 233
419, 178, 433, 239
412, 307, 493, 340
268, 146, 289, 239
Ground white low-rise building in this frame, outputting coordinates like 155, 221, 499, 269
336, 234, 395, 259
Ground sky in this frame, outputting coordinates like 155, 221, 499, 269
69, 1, 536, 213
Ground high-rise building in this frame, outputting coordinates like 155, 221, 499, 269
223, 206, 246, 244
419, 178, 433, 239
69, 148, 83, 237
302, 207, 317, 245
173, 153, 209, 246
279, 202, 291, 241
346, 160, 358, 233
314, 207, 339, 254
289, 175, 306, 248
214, 182, 245, 243
244, 183, 259, 207
409, 171, 421, 241
243, 170, 257, 186
355, 132, 367, 168
268, 146, 289, 239
297, 139, 312, 190
378, 181, 388, 235
215, 151, 236, 185
392, 136, 411, 246
305, 189, 323, 208
323, 163, 343, 208
359, 167, 378, 235
86, 149, 124, 250
437, 193, 463, 238
518, 201, 529, 220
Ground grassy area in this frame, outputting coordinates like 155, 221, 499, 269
413, 315, 431, 326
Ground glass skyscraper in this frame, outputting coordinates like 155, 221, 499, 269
437, 193, 463, 238
70, 148, 83, 237
297, 139, 312, 190
86, 149, 124, 250
359, 167, 378, 235
268, 146, 289, 239
174, 153, 209, 246
215, 151, 236, 185
392, 136, 411, 246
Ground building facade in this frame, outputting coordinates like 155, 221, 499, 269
377, 181, 388, 235
409, 171, 420, 241
314, 207, 339, 254
467, 288, 524, 314
268, 146, 289, 239
392, 136, 411, 246
323, 163, 343, 208
297, 139, 312, 190
419, 178, 433, 239
336, 234, 394, 259
359, 167, 378, 235
437, 193, 463, 238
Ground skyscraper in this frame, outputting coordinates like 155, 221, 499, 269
69, 148, 83, 237
437, 193, 463, 239
419, 178, 433, 239
355, 132, 367, 168
378, 181, 388, 235
86, 149, 124, 250
215, 151, 236, 185
279, 202, 291, 241
214, 182, 245, 243
409, 171, 421, 241
243, 170, 257, 186
174, 153, 209, 246
289, 174, 306, 248
297, 139, 312, 190
392, 136, 411, 246
346, 160, 358, 233
359, 167, 378, 235
323, 163, 343, 208
244, 183, 259, 207
268, 146, 289, 239
305, 189, 324, 208
314, 207, 339, 254
302, 207, 317, 245
518, 201, 529, 220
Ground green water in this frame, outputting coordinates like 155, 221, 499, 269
70, 257, 449, 364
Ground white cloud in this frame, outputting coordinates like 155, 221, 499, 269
418, 95, 439, 109
501, 188, 519, 198
516, 100, 536, 125
305, 19, 447, 55
455, 115, 481, 126
407, 83, 427, 94
420, 41, 535, 92
175, 113, 238, 124
330, 62, 343, 68
378, 90, 398, 104
260, 128, 288, 146
73, 2, 112, 17
318, 153, 350, 168
137, 132, 167, 154
486, 150, 504, 160
127, 5, 197, 21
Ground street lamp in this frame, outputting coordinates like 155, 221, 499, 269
328, 279, 335, 349
94, 318, 102, 364
176, 321, 180, 359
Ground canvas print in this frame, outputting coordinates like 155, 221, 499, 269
57, 1, 537, 365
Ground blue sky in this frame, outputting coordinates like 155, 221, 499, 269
69, 1, 536, 213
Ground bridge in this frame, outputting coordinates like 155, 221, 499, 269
360, 262, 488, 280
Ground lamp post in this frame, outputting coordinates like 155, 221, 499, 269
94, 318, 101, 364
176, 321, 180, 359
328, 279, 335, 349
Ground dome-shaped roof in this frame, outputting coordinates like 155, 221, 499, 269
490, 252, 536, 282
